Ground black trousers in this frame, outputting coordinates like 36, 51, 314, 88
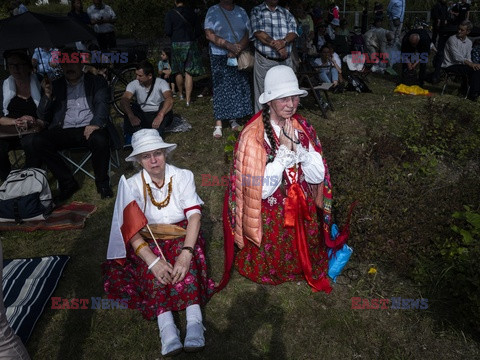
32, 127, 110, 191
402, 62, 427, 86
96, 31, 116, 51
446, 64, 480, 96
0, 134, 41, 181
123, 102, 173, 138
433, 33, 449, 80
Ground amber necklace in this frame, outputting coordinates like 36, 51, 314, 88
144, 175, 173, 210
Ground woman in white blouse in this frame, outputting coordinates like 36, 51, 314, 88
103, 129, 214, 357
220, 65, 333, 294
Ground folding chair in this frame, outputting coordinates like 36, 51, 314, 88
441, 69, 470, 99
58, 119, 122, 181
296, 55, 334, 119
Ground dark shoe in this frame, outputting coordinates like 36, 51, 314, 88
467, 93, 479, 102
56, 181, 80, 202
98, 185, 114, 199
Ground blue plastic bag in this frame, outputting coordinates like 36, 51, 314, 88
328, 224, 353, 282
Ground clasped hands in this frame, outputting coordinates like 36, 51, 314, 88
15, 115, 37, 130
150, 251, 193, 286
278, 119, 299, 151
129, 114, 163, 129
227, 42, 242, 58
270, 39, 288, 59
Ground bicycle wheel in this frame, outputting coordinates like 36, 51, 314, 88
110, 66, 136, 116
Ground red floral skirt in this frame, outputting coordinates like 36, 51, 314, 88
235, 191, 329, 285
102, 221, 215, 320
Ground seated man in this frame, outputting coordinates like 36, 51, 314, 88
441, 20, 480, 101
120, 60, 173, 146
35, 48, 113, 200
401, 29, 432, 86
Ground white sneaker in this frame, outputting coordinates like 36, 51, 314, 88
184, 321, 205, 352
230, 119, 240, 131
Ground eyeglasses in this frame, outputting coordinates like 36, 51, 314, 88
140, 150, 165, 161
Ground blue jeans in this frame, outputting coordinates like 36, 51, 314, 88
318, 66, 339, 83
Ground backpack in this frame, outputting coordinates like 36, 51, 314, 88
0, 168, 54, 223
346, 74, 372, 93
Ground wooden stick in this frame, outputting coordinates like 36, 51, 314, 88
146, 224, 167, 262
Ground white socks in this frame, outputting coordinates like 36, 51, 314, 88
186, 304, 202, 324
157, 306, 205, 354
157, 311, 182, 356
184, 304, 205, 351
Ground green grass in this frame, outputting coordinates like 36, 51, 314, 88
3, 73, 480, 359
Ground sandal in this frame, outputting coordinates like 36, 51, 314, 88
213, 126, 222, 138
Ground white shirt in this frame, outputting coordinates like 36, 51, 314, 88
106, 164, 203, 260
125, 78, 171, 112
128, 164, 203, 224
442, 35, 472, 68
262, 121, 325, 199
87, 4, 116, 34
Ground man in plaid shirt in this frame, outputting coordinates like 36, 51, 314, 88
251, 0, 298, 112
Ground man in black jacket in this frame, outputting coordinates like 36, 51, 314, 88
35, 49, 113, 200
401, 29, 432, 86
431, 0, 449, 45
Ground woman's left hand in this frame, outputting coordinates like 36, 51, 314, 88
171, 250, 193, 284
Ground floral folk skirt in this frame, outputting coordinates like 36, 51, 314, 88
210, 53, 253, 121
102, 221, 215, 320
235, 191, 330, 285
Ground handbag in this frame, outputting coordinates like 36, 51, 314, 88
219, 7, 254, 71
236, 49, 254, 70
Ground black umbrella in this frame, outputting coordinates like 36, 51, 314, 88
0, 11, 96, 51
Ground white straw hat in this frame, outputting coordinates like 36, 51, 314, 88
258, 65, 308, 104
125, 129, 177, 162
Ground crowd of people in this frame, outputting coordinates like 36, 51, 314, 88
1, 0, 479, 358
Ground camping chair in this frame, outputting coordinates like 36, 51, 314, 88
441, 69, 470, 99
58, 119, 122, 182
296, 54, 334, 119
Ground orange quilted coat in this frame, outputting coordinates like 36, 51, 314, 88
233, 112, 323, 249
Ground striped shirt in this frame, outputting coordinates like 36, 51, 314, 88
250, 2, 297, 59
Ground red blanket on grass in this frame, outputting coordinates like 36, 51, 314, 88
0, 201, 96, 231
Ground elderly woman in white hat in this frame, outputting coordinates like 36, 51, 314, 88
218, 65, 333, 293
102, 129, 215, 357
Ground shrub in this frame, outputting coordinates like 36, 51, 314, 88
414, 206, 480, 337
